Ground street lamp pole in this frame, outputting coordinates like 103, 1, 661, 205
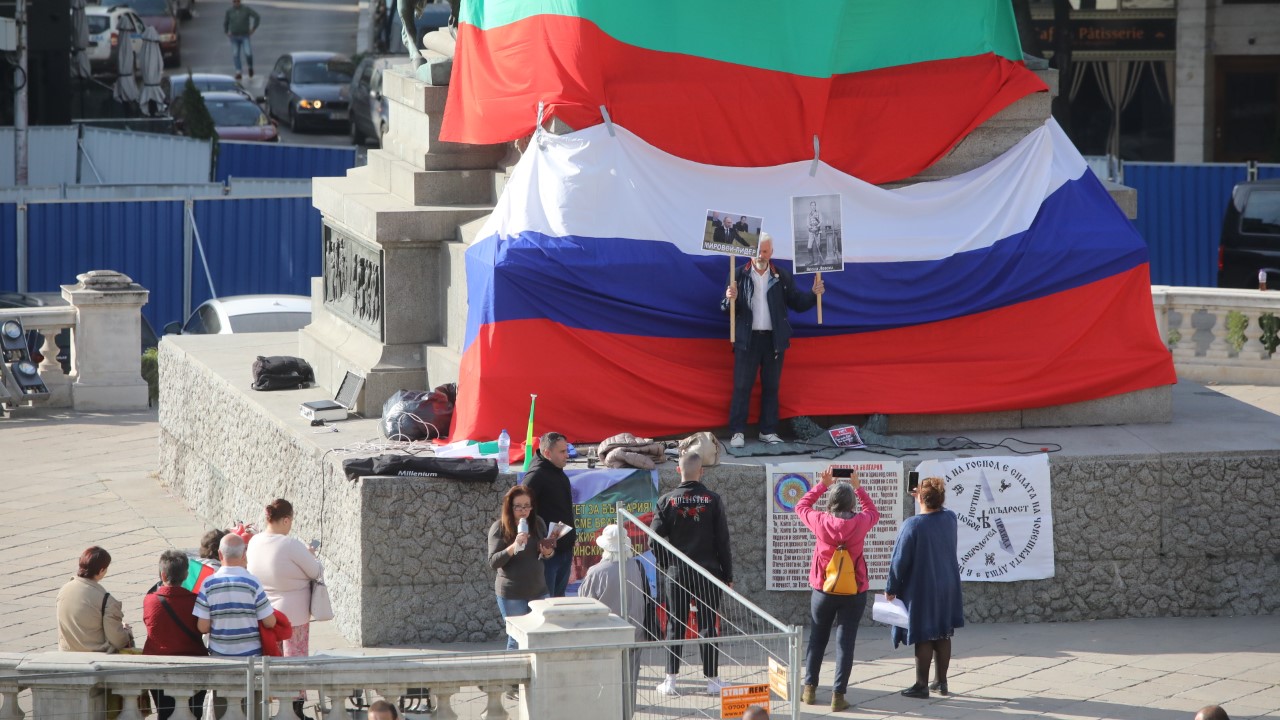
14, 0, 28, 186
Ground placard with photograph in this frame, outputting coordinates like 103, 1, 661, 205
703, 209, 762, 257
765, 461, 904, 591
790, 194, 844, 274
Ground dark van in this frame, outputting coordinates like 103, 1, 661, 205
1219, 179, 1280, 289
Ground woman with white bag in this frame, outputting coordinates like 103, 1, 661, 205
795, 468, 880, 712
885, 477, 965, 699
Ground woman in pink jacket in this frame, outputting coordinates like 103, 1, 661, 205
795, 468, 880, 712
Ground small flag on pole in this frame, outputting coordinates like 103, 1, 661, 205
522, 394, 538, 471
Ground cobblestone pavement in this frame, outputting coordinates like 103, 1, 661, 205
1, 391, 1278, 719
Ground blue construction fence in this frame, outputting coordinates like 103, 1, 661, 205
216, 141, 357, 183
0, 196, 322, 330
1124, 161, 1280, 287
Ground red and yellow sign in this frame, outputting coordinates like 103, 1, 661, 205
720, 683, 770, 719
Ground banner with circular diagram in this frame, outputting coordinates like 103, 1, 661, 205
915, 454, 1055, 582
765, 461, 905, 591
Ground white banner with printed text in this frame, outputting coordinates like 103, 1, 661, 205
915, 454, 1055, 582
765, 461, 905, 591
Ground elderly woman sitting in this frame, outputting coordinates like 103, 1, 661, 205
56, 546, 133, 653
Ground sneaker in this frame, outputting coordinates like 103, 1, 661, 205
706, 678, 728, 696
656, 675, 679, 696
248, 67, 254, 78
729, 433, 745, 448
759, 433, 783, 444
234, 72, 242, 80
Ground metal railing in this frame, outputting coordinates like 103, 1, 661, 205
617, 508, 801, 720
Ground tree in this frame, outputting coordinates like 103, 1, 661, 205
178, 70, 219, 168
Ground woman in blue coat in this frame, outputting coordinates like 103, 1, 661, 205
885, 476, 965, 698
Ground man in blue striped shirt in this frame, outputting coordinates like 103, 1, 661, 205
194, 533, 276, 656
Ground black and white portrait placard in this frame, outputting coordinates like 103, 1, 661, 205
915, 455, 1055, 582
790, 194, 844, 274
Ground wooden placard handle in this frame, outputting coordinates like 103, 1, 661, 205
729, 255, 736, 344
816, 271, 823, 325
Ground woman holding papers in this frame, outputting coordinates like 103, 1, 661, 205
885, 477, 965, 699
795, 468, 880, 712
488, 486, 555, 650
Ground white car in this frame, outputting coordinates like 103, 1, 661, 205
84, 5, 146, 75
164, 295, 312, 335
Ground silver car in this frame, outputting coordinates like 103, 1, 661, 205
164, 295, 312, 335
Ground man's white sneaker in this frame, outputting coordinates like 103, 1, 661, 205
656, 676, 679, 696
707, 677, 729, 695
729, 433, 745, 448
759, 433, 783, 444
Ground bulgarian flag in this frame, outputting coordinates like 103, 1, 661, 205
443, 0, 1047, 184
181, 557, 217, 593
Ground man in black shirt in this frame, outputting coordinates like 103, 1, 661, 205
651, 452, 733, 697
522, 431, 575, 597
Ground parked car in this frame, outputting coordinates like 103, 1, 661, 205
164, 295, 312, 335
264, 52, 355, 132
84, 5, 145, 75
1218, 179, 1280, 289
174, 91, 279, 142
163, 73, 253, 104
100, 0, 180, 66
350, 55, 410, 146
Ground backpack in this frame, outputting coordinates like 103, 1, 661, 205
677, 431, 721, 467
250, 356, 315, 391
822, 544, 859, 595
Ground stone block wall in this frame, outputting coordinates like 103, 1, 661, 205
160, 339, 1279, 645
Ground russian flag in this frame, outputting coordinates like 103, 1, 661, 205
451, 119, 1175, 442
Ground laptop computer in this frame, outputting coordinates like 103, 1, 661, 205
299, 371, 364, 422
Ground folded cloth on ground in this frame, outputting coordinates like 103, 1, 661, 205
341, 454, 499, 482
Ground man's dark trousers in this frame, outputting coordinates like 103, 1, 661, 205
729, 330, 783, 435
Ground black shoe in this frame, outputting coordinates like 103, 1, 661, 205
900, 684, 929, 699
248, 67, 255, 78
929, 680, 949, 695
292, 699, 313, 720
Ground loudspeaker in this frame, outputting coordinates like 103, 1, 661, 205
28, 0, 72, 53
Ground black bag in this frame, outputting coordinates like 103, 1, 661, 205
341, 454, 498, 482
250, 356, 315, 391
381, 386, 454, 441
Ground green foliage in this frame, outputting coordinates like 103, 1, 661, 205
1225, 310, 1247, 353
178, 70, 219, 161
1261, 312, 1279, 356
141, 347, 160, 407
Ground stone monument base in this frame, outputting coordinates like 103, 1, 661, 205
158, 333, 1278, 646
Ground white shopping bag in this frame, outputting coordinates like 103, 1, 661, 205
872, 593, 909, 629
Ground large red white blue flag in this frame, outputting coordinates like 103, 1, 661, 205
451, 119, 1175, 441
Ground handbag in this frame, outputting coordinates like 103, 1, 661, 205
822, 545, 859, 595
309, 577, 335, 622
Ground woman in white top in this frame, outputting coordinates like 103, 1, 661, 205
247, 498, 323, 658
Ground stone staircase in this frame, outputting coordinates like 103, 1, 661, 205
303, 68, 508, 413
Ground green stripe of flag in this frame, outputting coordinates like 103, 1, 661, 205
460, 0, 1023, 78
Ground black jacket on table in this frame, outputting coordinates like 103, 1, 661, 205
650, 480, 733, 583
720, 261, 817, 354
523, 450, 576, 553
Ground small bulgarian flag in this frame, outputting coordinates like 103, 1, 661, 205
182, 557, 217, 593
522, 393, 537, 472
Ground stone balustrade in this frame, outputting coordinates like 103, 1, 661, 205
1152, 286, 1280, 385
0, 650, 532, 720
0, 305, 75, 407
0, 270, 150, 412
